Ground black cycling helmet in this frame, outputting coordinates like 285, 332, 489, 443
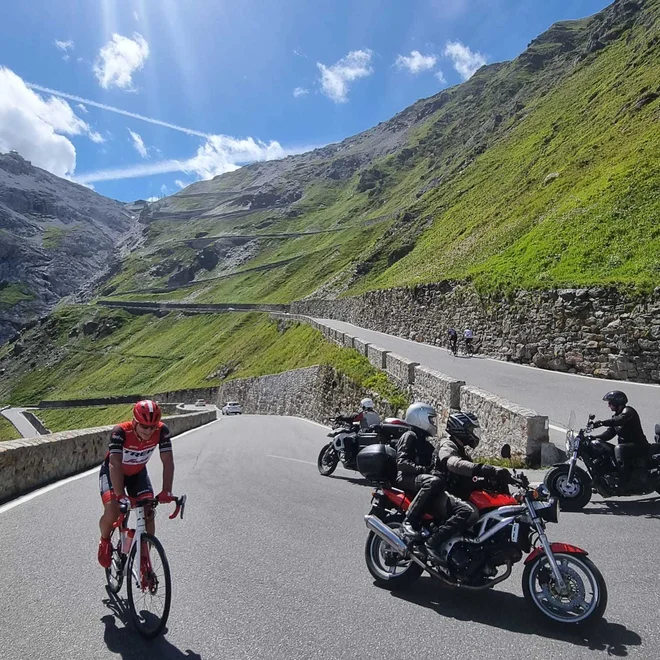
603, 390, 628, 408
446, 412, 481, 448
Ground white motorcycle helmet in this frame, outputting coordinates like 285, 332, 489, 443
361, 397, 375, 410
404, 402, 437, 437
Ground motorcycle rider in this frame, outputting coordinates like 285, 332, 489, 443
357, 398, 381, 430
435, 411, 513, 503
397, 402, 475, 564
592, 390, 648, 485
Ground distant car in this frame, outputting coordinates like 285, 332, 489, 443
222, 401, 242, 415
194, 399, 206, 407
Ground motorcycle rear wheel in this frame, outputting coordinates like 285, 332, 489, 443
364, 518, 423, 590
522, 552, 607, 628
317, 443, 339, 476
544, 464, 592, 511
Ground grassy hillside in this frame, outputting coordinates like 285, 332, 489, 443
0, 307, 407, 409
0, 416, 19, 441
34, 404, 134, 433
100, 0, 660, 306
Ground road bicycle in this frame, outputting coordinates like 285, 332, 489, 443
448, 339, 458, 356
463, 338, 474, 356
105, 494, 186, 638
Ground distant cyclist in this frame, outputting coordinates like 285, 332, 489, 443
448, 328, 458, 355
463, 328, 474, 354
97, 400, 176, 568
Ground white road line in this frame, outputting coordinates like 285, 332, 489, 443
0, 419, 219, 514
266, 454, 317, 466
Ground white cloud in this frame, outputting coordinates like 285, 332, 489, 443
89, 131, 105, 144
94, 33, 150, 90
133, 10, 139, 21
443, 41, 487, 80
55, 40, 74, 52
160, 184, 168, 195
435, 70, 447, 84
0, 67, 102, 177
175, 179, 189, 189
75, 137, 314, 184
128, 128, 148, 158
146, 196, 159, 202
317, 49, 373, 103
293, 49, 307, 59
76, 103, 88, 113
395, 50, 437, 74
293, 87, 308, 98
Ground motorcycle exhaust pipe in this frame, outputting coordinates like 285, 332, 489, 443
364, 515, 409, 555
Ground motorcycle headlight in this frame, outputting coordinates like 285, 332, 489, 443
535, 498, 559, 524
565, 430, 576, 453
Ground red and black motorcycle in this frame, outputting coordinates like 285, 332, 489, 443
359, 444, 607, 628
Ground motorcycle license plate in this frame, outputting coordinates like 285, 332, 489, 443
511, 522, 520, 543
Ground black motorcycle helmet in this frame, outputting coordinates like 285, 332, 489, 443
446, 412, 481, 448
603, 390, 628, 411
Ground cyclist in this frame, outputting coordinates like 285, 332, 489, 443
463, 328, 474, 354
448, 328, 458, 355
97, 400, 176, 568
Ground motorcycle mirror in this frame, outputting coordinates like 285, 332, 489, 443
500, 444, 511, 459
588, 414, 596, 421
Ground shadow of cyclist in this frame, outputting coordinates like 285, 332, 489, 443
391, 577, 642, 657
102, 591, 202, 659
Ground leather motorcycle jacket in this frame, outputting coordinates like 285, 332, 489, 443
595, 405, 648, 446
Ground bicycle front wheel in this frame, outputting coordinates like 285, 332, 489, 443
126, 533, 172, 638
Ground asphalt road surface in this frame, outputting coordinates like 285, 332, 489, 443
316, 318, 660, 442
1, 415, 658, 659
1, 407, 39, 438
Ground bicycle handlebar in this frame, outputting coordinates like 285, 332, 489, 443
113, 494, 187, 528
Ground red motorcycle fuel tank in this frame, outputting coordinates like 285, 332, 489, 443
469, 490, 517, 511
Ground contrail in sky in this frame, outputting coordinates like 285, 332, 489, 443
26, 82, 213, 138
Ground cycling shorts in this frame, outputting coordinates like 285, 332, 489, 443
99, 459, 154, 504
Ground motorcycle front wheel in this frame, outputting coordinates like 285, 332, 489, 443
522, 552, 607, 628
317, 443, 339, 476
544, 464, 592, 511
364, 517, 423, 590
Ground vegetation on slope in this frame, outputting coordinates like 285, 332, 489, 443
100, 0, 660, 303
34, 404, 134, 433
0, 307, 408, 409
0, 416, 19, 441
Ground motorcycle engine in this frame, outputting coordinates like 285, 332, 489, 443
486, 541, 523, 567
447, 542, 484, 575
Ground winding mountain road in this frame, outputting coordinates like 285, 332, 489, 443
0, 415, 657, 659
314, 317, 660, 444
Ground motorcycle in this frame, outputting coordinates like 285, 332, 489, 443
544, 412, 660, 510
360, 443, 607, 628
317, 415, 410, 477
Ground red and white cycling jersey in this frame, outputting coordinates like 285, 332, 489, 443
106, 420, 172, 476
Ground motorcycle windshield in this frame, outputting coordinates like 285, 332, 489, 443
568, 410, 576, 433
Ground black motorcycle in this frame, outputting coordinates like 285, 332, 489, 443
544, 413, 660, 510
317, 416, 410, 476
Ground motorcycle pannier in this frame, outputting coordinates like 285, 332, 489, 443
356, 444, 397, 482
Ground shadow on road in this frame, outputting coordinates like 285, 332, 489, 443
391, 577, 642, 656
102, 590, 202, 659
328, 474, 373, 488
582, 498, 660, 519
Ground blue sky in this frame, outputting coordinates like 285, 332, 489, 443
0, 0, 610, 202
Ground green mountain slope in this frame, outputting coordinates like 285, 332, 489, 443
101, 0, 659, 305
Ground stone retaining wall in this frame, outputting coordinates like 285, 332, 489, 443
0, 410, 217, 503
291, 284, 660, 383
460, 386, 549, 463
270, 313, 551, 465
215, 365, 399, 425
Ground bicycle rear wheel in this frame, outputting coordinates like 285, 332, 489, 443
126, 533, 172, 638
105, 526, 125, 594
